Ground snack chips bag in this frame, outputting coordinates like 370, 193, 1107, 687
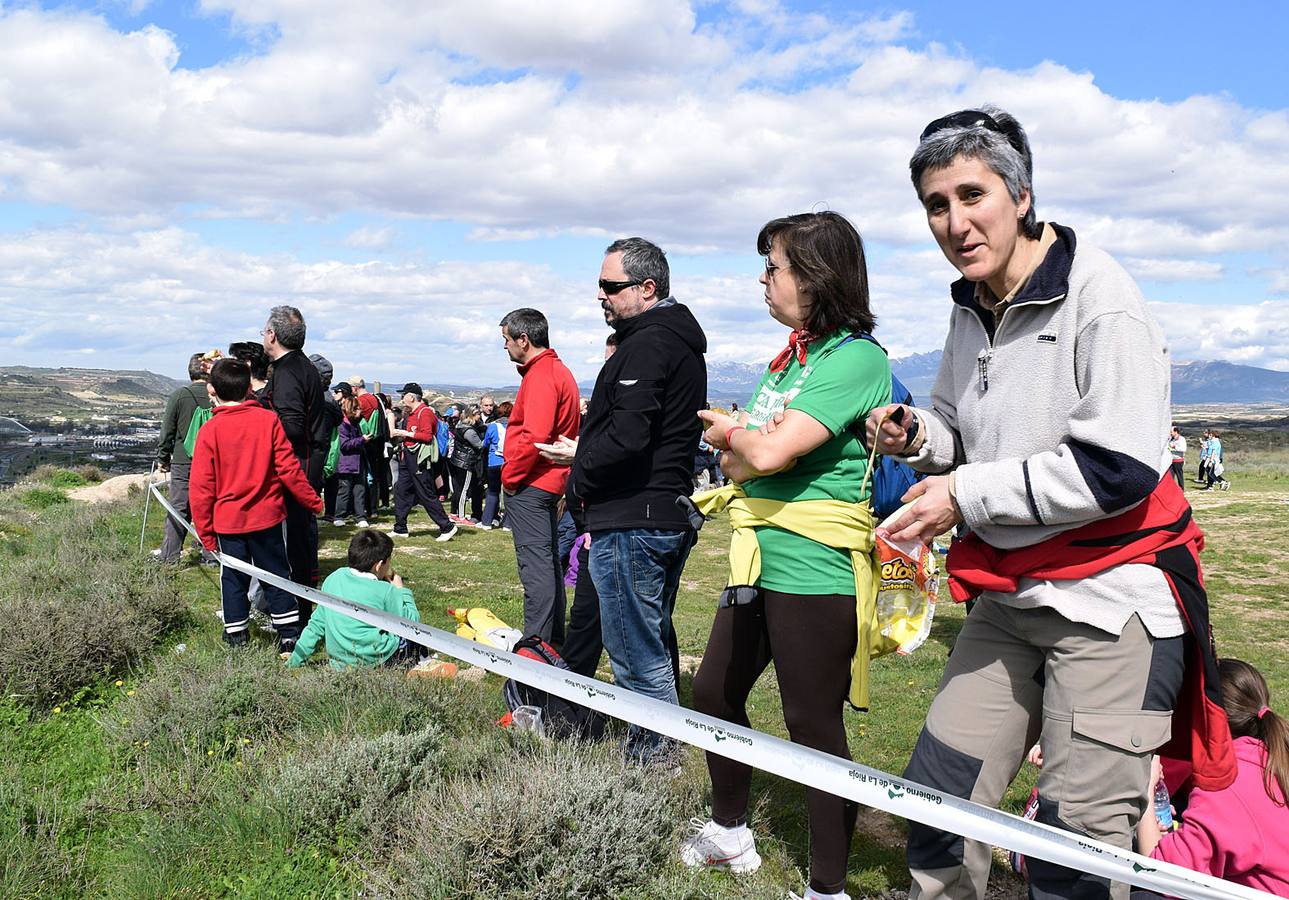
873, 502, 939, 656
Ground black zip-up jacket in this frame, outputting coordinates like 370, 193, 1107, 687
266, 349, 324, 476
568, 299, 707, 532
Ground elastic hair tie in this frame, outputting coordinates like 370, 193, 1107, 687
1257, 706, 1272, 720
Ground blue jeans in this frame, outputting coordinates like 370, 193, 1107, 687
589, 527, 694, 760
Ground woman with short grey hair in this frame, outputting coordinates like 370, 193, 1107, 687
866, 107, 1223, 900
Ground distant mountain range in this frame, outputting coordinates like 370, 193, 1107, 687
701, 353, 1289, 406
3, 356, 1287, 424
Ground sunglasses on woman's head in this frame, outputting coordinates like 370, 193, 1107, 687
919, 110, 1003, 142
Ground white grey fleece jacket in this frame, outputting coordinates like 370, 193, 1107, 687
905, 224, 1183, 637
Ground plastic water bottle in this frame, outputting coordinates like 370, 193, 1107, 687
511, 705, 544, 736
1152, 780, 1173, 830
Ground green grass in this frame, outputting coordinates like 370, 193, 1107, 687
2, 452, 1288, 898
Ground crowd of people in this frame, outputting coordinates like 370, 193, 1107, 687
1166, 425, 1232, 492
149, 106, 1282, 900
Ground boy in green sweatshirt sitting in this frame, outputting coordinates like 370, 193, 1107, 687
286, 529, 423, 668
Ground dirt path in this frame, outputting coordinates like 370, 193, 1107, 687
69, 471, 166, 504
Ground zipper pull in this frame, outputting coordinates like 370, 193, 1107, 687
977, 349, 991, 392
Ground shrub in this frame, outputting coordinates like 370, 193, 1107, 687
0, 500, 187, 708
72, 465, 105, 483
378, 742, 679, 899
110, 645, 507, 769
266, 726, 444, 848
29, 465, 99, 488
17, 486, 69, 509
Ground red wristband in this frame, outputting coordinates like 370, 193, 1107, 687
725, 426, 741, 450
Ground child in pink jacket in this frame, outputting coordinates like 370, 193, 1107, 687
1138, 658, 1289, 896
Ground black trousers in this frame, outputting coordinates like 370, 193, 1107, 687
393, 449, 452, 531
561, 538, 602, 677
365, 442, 389, 513
336, 472, 367, 520
218, 524, 300, 642
692, 589, 858, 895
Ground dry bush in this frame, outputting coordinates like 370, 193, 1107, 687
0, 501, 187, 708
376, 741, 679, 900
109, 645, 507, 768
266, 726, 444, 848
72, 465, 106, 483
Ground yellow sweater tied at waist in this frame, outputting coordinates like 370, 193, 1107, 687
691, 482, 887, 710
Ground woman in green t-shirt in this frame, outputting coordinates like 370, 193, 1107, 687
681, 212, 891, 900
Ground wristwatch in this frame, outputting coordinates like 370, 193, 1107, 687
902, 414, 921, 453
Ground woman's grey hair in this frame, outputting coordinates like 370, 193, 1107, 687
267, 305, 307, 350
605, 237, 670, 300
909, 105, 1041, 240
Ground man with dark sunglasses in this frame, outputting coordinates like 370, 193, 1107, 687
562, 236, 708, 765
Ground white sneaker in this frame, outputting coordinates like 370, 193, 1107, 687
787, 891, 851, 900
679, 818, 761, 874
435, 525, 458, 543
333, 519, 345, 527
356, 519, 370, 528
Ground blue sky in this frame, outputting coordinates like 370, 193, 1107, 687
1, 0, 1286, 386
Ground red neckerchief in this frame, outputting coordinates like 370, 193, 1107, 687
768, 329, 816, 372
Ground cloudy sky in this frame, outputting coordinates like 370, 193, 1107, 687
1, 0, 1287, 387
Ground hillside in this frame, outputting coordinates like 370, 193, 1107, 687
0, 366, 185, 425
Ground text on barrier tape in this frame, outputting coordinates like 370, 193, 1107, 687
147, 484, 1272, 900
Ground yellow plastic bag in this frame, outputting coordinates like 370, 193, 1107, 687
873, 502, 939, 656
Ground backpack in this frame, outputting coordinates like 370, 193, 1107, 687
361, 401, 389, 446
502, 636, 608, 740
182, 405, 213, 456
323, 427, 340, 480
837, 333, 925, 521
435, 419, 451, 460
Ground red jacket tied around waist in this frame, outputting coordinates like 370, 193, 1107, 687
189, 402, 322, 551
946, 475, 1236, 792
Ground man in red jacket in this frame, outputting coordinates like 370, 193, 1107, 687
388, 382, 457, 541
189, 359, 323, 653
499, 308, 581, 643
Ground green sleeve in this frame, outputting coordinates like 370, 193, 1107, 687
384, 585, 421, 624
788, 339, 891, 435
287, 606, 327, 667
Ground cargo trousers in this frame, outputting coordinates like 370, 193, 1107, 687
905, 599, 1184, 900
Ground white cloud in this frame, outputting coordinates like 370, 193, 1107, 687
0, 3, 1286, 260
0, 3, 1285, 375
343, 225, 393, 249
1151, 301, 1289, 372
1120, 257, 1224, 282
1, 224, 1286, 392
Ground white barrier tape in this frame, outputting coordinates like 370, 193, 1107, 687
148, 484, 1269, 900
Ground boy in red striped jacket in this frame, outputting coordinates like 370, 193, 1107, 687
190, 359, 323, 653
